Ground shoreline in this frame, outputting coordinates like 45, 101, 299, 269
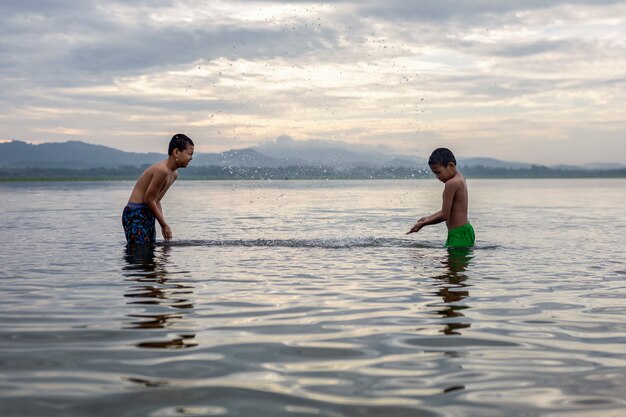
2, 165, 626, 182
2, 175, 626, 183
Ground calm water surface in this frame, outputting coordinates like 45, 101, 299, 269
1, 179, 625, 417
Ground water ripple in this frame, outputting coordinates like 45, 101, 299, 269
2, 180, 626, 417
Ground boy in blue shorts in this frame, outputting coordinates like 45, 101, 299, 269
407, 148, 475, 248
122, 134, 194, 244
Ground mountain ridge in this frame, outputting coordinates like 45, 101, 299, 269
1, 140, 623, 171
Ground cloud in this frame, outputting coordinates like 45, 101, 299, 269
1, 0, 625, 163
355, 0, 625, 22
1, 2, 342, 85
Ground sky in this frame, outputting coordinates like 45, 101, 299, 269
1, 0, 625, 165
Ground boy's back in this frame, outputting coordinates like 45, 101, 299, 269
442, 172, 469, 230
128, 161, 178, 205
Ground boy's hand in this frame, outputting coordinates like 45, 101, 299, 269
407, 222, 423, 234
162, 224, 173, 240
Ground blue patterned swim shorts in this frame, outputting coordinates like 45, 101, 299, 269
122, 202, 156, 244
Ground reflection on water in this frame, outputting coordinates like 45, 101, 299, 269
432, 248, 473, 336
424, 248, 473, 394
122, 245, 198, 349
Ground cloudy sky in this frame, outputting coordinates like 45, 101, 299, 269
1, 0, 625, 164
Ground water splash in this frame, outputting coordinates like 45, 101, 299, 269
159, 237, 493, 249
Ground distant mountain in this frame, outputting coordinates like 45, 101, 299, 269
193, 148, 285, 168
1, 139, 622, 171
0, 140, 428, 169
254, 135, 419, 168
0, 140, 161, 168
457, 157, 531, 169
254, 145, 390, 167
580, 162, 626, 170
551, 164, 585, 171
383, 156, 428, 168
0, 140, 283, 169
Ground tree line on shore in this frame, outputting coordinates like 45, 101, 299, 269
1, 164, 625, 181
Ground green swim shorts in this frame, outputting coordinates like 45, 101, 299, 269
445, 223, 475, 248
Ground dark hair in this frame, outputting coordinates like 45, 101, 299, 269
168, 133, 194, 156
428, 148, 456, 167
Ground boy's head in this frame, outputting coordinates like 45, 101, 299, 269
428, 148, 456, 167
428, 148, 457, 182
168, 133, 194, 156
168, 133, 194, 168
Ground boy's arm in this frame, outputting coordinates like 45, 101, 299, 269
407, 181, 457, 234
157, 172, 177, 203
145, 170, 172, 239
155, 172, 177, 230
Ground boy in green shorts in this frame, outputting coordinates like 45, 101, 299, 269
407, 148, 475, 248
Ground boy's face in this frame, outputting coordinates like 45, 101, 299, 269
429, 163, 455, 183
175, 144, 194, 167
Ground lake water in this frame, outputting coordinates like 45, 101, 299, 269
1, 179, 625, 417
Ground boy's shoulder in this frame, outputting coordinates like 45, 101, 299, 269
446, 173, 465, 187
442, 174, 467, 196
